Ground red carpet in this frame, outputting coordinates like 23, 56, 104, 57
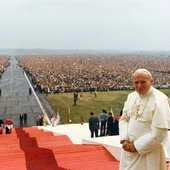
0, 127, 119, 170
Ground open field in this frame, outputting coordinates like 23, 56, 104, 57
45, 89, 170, 124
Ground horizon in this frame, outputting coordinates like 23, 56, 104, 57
0, 48, 170, 55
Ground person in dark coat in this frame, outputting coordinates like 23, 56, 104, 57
19, 113, 24, 125
0, 118, 4, 134
29, 87, 32, 95
39, 115, 43, 126
112, 115, 121, 135
73, 92, 78, 106
0, 118, 4, 126
89, 112, 99, 138
23, 113, 27, 124
106, 112, 114, 136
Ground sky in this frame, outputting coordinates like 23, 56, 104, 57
0, 0, 170, 51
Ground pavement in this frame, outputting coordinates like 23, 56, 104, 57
0, 55, 53, 127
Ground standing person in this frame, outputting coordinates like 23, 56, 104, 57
73, 92, 78, 106
119, 68, 170, 170
29, 87, 32, 95
106, 112, 114, 136
23, 113, 27, 124
4, 117, 13, 134
0, 117, 4, 134
99, 109, 108, 136
89, 112, 99, 138
39, 115, 43, 126
94, 90, 97, 98
112, 115, 120, 136
19, 113, 24, 125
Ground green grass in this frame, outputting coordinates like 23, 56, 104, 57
45, 89, 170, 124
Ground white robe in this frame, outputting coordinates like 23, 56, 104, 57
119, 86, 170, 170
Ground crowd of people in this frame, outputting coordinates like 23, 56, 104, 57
88, 108, 121, 138
0, 56, 10, 95
15, 54, 170, 94
0, 56, 10, 79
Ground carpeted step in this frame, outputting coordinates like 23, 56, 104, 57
50, 145, 119, 170
0, 127, 119, 170
0, 149, 26, 170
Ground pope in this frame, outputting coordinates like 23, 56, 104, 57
119, 68, 170, 170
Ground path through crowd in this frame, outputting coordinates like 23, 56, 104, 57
0, 55, 50, 127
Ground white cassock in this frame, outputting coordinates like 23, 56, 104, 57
119, 86, 170, 170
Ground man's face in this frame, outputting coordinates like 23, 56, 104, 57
132, 72, 154, 95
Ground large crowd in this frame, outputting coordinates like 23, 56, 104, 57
0, 54, 170, 93
14, 54, 170, 93
0, 56, 10, 79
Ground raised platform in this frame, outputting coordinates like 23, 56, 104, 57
38, 123, 122, 161
39, 123, 170, 162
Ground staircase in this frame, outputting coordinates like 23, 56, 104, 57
0, 127, 119, 170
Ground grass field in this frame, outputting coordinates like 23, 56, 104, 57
45, 89, 170, 124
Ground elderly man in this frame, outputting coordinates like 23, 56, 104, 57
119, 68, 170, 170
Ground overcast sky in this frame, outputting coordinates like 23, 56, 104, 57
0, 0, 170, 51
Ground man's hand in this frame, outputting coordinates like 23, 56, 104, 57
128, 141, 137, 152
122, 140, 130, 152
122, 140, 137, 153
